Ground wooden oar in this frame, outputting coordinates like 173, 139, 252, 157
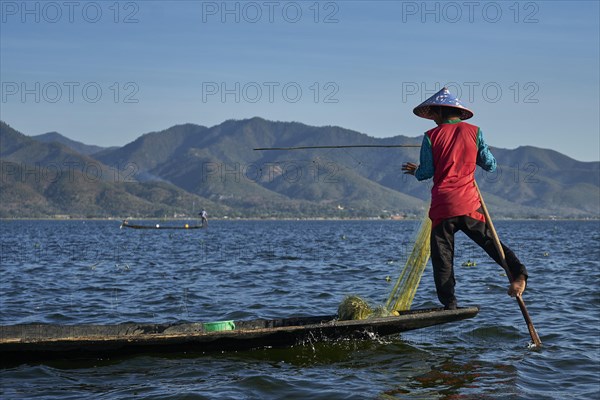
474, 181, 542, 347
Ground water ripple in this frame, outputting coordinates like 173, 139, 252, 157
0, 220, 599, 399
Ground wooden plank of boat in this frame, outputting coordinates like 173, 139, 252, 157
0, 306, 478, 363
120, 220, 204, 230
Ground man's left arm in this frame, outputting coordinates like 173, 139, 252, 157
476, 128, 497, 172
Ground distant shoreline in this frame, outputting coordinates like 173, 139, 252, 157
1, 217, 598, 222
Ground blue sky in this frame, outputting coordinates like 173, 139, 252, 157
1, 0, 599, 161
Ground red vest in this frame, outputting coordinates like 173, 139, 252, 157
426, 121, 483, 226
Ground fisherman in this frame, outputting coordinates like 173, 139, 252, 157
199, 208, 208, 227
402, 87, 528, 310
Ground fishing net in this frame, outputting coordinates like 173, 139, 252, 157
337, 295, 373, 320
337, 295, 397, 320
336, 212, 432, 320
385, 213, 432, 312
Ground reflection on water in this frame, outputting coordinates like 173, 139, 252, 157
0, 220, 599, 399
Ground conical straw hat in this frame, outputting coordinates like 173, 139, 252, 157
413, 87, 474, 120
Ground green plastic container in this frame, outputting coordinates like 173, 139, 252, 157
203, 320, 235, 332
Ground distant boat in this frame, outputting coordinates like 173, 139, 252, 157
120, 220, 204, 230
0, 307, 479, 364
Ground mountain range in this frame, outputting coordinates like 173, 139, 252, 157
31, 131, 112, 155
1, 118, 598, 219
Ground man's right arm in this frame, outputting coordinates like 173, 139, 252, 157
415, 135, 434, 181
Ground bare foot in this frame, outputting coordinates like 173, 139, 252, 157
508, 275, 527, 297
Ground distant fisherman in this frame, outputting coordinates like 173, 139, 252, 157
199, 209, 208, 227
402, 87, 528, 310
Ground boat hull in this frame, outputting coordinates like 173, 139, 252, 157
0, 307, 479, 363
120, 221, 204, 229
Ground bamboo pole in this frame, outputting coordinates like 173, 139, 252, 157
254, 144, 420, 151
474, 181, 542, 347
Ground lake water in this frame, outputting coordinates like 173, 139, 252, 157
1, 220, 599, 399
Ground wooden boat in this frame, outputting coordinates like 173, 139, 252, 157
0, 307, 478, 363
120, 220, 204, 230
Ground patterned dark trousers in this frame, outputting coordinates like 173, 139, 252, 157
430, 214, 528, 308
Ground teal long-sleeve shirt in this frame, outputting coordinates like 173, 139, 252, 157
414, 126, 496, 181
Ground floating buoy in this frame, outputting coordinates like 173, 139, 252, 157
185, 224, 189, 229
385, 276, 391, 282
156, 224, 160, 228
